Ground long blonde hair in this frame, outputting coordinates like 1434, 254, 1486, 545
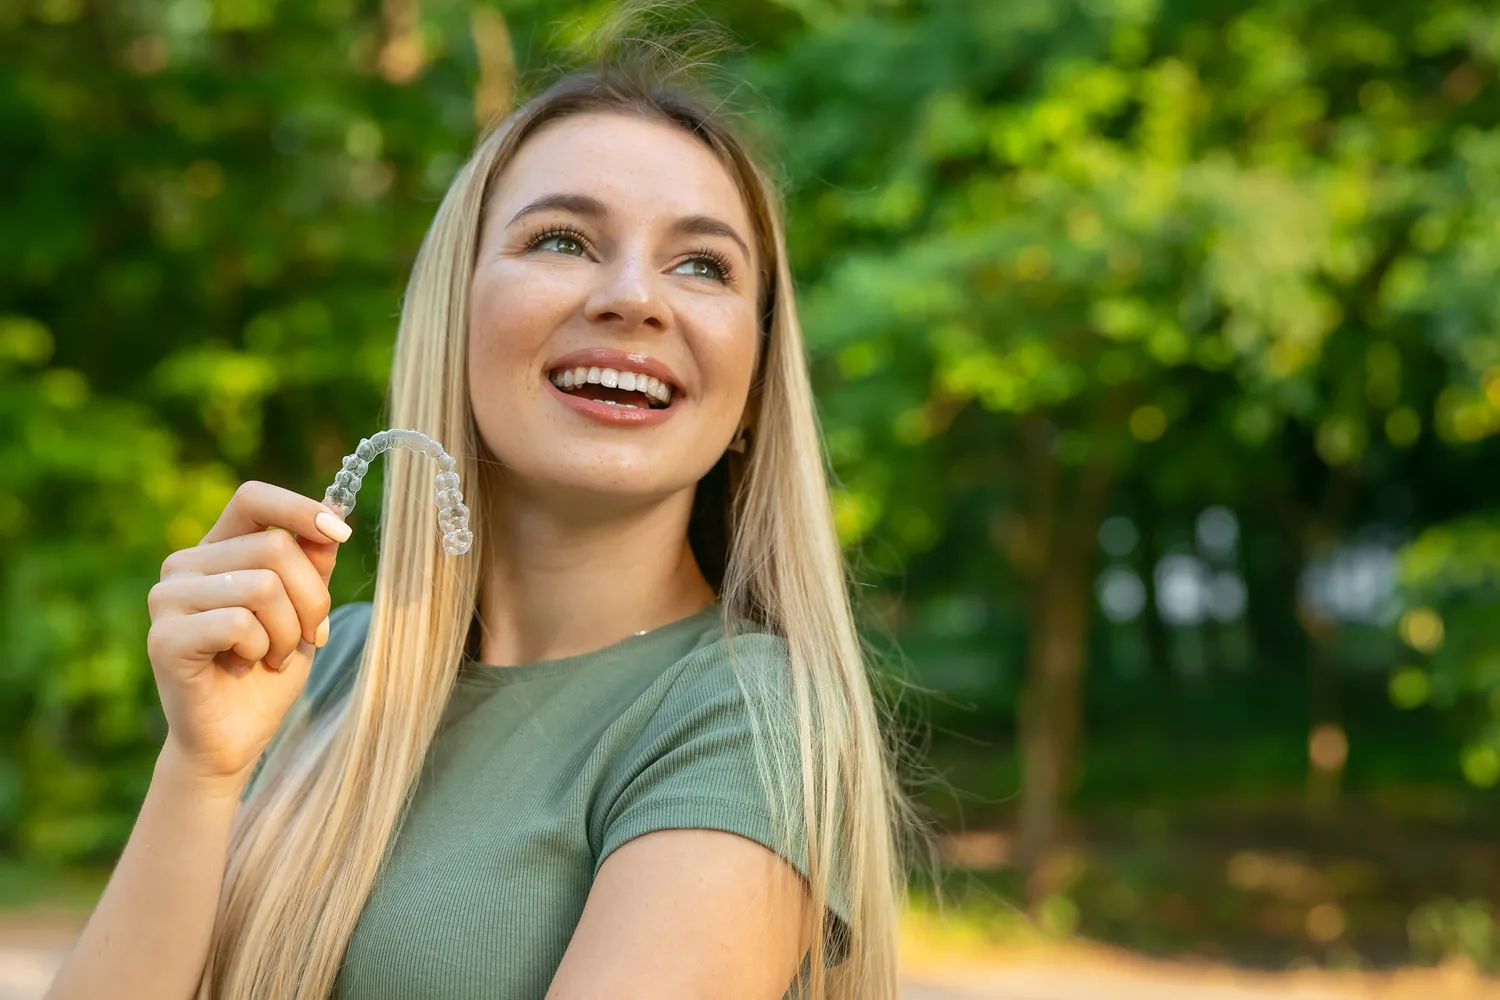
202, 51, 907, 1000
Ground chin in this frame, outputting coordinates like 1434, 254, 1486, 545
499, 451, 695, 507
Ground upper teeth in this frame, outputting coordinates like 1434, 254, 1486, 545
549, 366, 672, 405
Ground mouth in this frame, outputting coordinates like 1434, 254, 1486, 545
541, 351, 684, 428
545, 364, 675, 410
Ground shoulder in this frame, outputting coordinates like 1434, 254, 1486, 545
637, 623, 797, 742
614, 621, 799, 785
665, 622, 792, 704
591, 618, 855, 947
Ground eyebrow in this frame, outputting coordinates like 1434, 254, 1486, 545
507, 192, 752, 263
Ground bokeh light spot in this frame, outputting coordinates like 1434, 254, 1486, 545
1461, 745, 1500, 789
1388, 667, 1430, 710
1130, 404, 1167, 442
1306, 902, 1347, 943
1398, 606, 1444, 652
1309, 722, 1348, 773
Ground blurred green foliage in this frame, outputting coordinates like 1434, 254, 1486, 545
3, 0, 1500, 966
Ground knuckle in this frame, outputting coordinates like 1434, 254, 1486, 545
160, 548, 187, 578
232, 480, 265, 509
249, 569, 281, 603
147, 580, 170, 617
231, 606, 261, 636
267, 525, 299, 561
146, 621, 166, 660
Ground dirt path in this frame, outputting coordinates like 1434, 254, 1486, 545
0, 921, 74, 1000
901, 943, 1500, 1000
7, 919, 1498, 999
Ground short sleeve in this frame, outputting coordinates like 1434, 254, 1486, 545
591, 631, 851, 964
241, 601, 373, 803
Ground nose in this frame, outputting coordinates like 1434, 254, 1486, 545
582, 253, 671, 333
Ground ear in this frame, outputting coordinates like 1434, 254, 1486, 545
729, 392, 760, 454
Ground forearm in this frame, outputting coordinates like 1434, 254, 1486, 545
46, 742, 246, 1000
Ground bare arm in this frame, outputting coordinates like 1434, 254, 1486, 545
47, 481, 345, 1000
45, 741, 248, 1000
545, 829, 813, 1000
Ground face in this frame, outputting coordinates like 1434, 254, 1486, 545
467, 112, 762, 509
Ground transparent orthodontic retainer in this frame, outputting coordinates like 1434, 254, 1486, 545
322, 428, 473, 556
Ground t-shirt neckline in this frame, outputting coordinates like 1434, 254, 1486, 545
457, 601, 722, 688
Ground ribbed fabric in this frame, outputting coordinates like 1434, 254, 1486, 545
246, 602, 848, 999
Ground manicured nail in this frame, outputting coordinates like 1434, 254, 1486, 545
315, 511, 351, 543
315, 616, 330, 648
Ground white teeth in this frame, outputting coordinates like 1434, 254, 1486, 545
547, 365, 674, 406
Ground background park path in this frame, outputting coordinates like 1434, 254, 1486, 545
5, 910, 1499, 1000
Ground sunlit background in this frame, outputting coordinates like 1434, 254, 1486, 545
4, 0, 1500, 997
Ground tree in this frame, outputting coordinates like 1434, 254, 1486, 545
0, 0, 602, 862
748, 0, 1500, 894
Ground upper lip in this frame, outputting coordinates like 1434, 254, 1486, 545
544, 347, 684, 395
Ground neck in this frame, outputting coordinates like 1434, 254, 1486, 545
472, 473, 718, 666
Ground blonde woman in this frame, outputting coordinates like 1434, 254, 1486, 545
47, 56, 905, 1000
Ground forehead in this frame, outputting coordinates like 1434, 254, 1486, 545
487, 112, 752, 236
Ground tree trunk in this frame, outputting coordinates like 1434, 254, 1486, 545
1016, 545, 1095, 892
1011, 420, 1114, 898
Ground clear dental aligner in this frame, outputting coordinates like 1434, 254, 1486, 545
322, 428, 473, 556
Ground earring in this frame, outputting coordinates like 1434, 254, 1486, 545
728, 424, 751, 454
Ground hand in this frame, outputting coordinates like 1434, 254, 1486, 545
145, 481, 352, 787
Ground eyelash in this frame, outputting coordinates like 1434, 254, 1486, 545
522, 225, 735, 284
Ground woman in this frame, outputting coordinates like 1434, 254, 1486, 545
47, 54, 905, 1000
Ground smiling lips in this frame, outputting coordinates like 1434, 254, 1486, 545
543, 349, 683, 427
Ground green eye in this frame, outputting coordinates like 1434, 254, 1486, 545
537, 235, 586, 256
673, 256, 728, 282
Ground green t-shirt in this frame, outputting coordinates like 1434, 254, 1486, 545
244, 601, 849, 999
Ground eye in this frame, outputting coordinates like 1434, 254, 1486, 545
672, 250, 734, 284
526, 227, 591, 257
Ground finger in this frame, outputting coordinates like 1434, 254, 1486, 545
160, 530, 333, 643
202, 481, 352, 547
297, 531, 340, 588
150, 606, 271, 669
154, 570, 303, 671
209, 570, 303, 670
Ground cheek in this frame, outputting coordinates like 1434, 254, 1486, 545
466, 262, 575, 373
698, 309, 760, 409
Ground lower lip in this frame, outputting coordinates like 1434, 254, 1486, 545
545, 379, 679, 426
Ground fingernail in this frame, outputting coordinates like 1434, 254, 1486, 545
315, 511, 352, 543
315, 616, 330, 648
